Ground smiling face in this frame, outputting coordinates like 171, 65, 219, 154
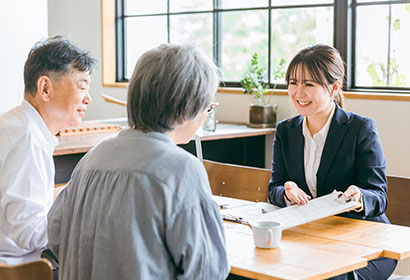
46, 70, 91, 130
288, 65, 335, 122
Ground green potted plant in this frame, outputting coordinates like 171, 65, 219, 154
241, 53, 285, 128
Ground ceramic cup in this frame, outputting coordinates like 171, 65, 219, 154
250, 221, 282, 249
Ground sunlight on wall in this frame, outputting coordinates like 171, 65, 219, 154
0, 0, 48, 113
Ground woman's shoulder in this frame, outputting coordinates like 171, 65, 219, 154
276, 115, 303, 129
338, 108, 377, 129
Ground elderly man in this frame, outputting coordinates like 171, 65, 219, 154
48, 44, 229, 280
0, 36, 96, 265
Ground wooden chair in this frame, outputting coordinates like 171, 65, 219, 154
0, 259, 52, 280
203, 160, 271, 202
386, 175, 410, 227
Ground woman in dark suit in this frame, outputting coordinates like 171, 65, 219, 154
269, 44, 396, 280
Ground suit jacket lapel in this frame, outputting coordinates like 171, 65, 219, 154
288, 116, 311, 196
316, 104, 349, 195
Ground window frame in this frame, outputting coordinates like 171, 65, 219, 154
103, 0, 410, 97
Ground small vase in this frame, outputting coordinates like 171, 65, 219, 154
203, 110, 217, 132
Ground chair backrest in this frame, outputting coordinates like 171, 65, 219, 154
0, 259, 52, 280
386, 175, 410, 227
203, 160, 271, 202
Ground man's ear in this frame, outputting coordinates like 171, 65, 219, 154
37, 76, 52, 101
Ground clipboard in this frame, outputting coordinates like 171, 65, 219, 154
218, 191, 362, 229
251, 191, 362, 229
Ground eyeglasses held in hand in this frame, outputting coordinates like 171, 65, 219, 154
207, 102, 218, 114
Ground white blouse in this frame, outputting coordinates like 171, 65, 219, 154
302, 104, 335, 198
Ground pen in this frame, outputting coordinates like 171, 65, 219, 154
224, 216, 252, 228
346, 197, 356, 203
337, 192, 354, 203
338, 192, 355, 202
223, 215, 244, 223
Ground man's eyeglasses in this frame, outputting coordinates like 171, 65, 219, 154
207, 102, 218, 114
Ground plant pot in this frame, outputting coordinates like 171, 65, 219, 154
248, 104, 277, 128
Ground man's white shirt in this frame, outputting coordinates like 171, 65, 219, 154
0, 100, 58, 265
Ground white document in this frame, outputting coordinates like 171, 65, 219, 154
218, 191, 361, 229
220, 202, 280, 223
212, 195, 253, 210
251, 191, 362, 229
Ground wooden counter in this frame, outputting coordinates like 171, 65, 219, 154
53, 121, 275, 184
197, 123, 274, 141
54, 122, 275, 156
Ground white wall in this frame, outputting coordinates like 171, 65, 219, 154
48, 0, 127, 121
47, 0, 410, 178
0, 0, 48, 113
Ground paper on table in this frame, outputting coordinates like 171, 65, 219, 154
220, 202, 280, 223
212, 195, 253, 209
251, 191, 362, 229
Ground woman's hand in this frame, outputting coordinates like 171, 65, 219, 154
343, 185, 363, 210
343, 185, 362, 201
284, 181, 311, 205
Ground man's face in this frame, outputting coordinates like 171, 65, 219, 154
47, 70, 91, 129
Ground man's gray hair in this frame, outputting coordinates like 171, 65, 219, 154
127, 44, 220, 132
24, 36, 96, 97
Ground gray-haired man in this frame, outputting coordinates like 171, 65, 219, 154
0, 36, 96, 265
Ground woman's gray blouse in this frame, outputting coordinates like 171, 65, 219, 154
48, 129, 230, 280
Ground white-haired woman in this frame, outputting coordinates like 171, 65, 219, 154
48, 44, 229, 280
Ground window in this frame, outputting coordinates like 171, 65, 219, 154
115, 0, 410, 92
354, 1, 410, 89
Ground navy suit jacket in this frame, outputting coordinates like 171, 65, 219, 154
268, 104, 390, 223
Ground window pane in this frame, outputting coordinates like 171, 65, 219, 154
270, 0, 332, 6
220, 0, 332, 9
357, 0, 401, 3
356, 4, 410, 87
271, 7, 333, 83
170, 13, 213, 59
221, 10, 269, 82
125, 17, 167, 79
170, 0, 212, 12
221, 0, 267, 9
125, 1, 167, 15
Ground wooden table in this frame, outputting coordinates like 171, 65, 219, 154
225, 222, 372, 280
224, 204, 410, 279
287, 216, 410, 260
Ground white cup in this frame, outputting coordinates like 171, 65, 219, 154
250, 221, 282, 249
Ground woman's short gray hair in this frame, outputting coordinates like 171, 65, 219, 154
127, 44, 220, 132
